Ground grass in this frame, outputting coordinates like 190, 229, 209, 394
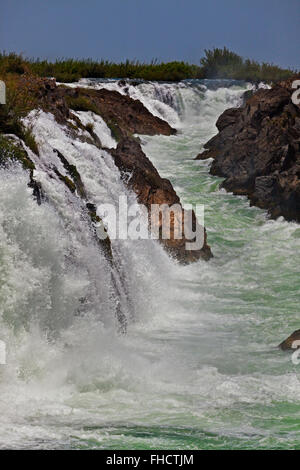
65, 94, 123, 142
30, 58, 199, 82
0, 50, 296, 84
106, 120, 123, 142
22, 128, 39, 155
0, 48, 297, 172
0, 134, 35, 170
0, 72, 39, 154
85, 122, 94, 133
65, 95, 100, 114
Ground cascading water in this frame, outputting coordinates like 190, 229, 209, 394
0, 80, 299, 450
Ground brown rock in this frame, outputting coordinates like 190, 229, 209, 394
279, 330, 300, 351
11, 74, 210, 263
195, 148, 219, 160
201, 78, 300, 222
111, 138, 212, 263
15, 75, 176, 138
64, 87, 176, 140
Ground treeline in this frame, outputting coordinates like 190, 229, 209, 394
199, 48, 294, 82
0, 55, 201, 82
0, 48, 296, 83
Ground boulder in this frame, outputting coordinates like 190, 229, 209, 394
111, 138, 212, 263
200, 78, 300, 222
279, 330, 300, 351
7, 74, 210, 264
65, 87, 176, 140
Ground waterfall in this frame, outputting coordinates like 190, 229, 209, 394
2, 79, 296, 450
66, 77, 255, 128
0, 106, 174, 340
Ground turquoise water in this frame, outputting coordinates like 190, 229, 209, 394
138, 83, 300, 449
0, 81, 299, 449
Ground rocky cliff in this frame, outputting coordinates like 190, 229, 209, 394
0, 74, 211, 263
111, 138, 211, 262
196, 79, 300, 222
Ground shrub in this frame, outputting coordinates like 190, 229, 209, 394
200, 47, 243, 78
199, 47, 294, 82
22, 128, 39, 155
0, 49, 297, 87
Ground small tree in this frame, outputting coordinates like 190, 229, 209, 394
200, 47, 243, 78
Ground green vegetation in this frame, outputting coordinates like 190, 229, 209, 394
0, 135, 35, 170
0, 71, 39, 154
200, 47, 294, 82
0, 49, 296, 83
21, 128, 39, 155
53, 148, 87, 199
53, 168, 76, 193
65, 95, 99, 114
106, 120, 122, 143
85, 122, 94, 134
30, 58, 199, 82
0, 48, 296, 180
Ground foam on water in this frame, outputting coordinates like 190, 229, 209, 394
64, 77, 257, 128
0, 80, 299, 449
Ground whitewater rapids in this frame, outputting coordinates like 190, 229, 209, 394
0, 79, 299, 450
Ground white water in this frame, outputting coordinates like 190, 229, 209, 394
0, 80, 299, 450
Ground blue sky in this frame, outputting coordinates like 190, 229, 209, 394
1, 0, 299, 68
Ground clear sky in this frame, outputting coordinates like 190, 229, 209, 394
1, 0, 299, 69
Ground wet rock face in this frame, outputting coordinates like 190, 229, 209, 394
111, 138, 212, 263
198, 79, 300, 222
279, 330, 300, 351
65, 87, 177, 140
13, 75, 210, 263
19, 75, 176, 138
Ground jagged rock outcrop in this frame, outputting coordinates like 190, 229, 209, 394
1, 74, 211, 263
111, 138, 212, 262
279, 329, 300, 351
69, 87, 177, 139
196, 79, 300, 222
13, 75, 176, 139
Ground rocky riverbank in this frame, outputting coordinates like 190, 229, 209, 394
0, 74, 211, 262
196, 78, 300, 222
